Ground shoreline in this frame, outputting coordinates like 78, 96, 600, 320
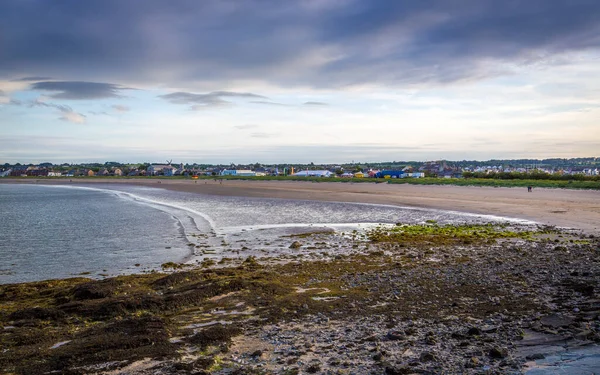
1, 222, 599, 374
2, 178, 599, 233
2, 179, 600, 374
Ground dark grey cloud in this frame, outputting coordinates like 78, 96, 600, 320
304, 101, 328, 106
0, 1, 599, 88
11, 76, 52, 82
159, 91, 267, 109
30, 99, 86, 123
31, 81, 127, 99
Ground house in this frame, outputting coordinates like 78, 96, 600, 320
10, 166, 29, 176
26, 168, 49, 177
292, 170, 332, 177
407, 172, 425, 178
147, 164, 176, 176
97, 168, 109, 176
113, 168, 123, 176
354, 172, 364, 178
0, 169, 12, 177
221, 169, 256, 176
163, 166, 176, 177
340, 172, 354, 178
87, 170, 95, 177
47, 171, 62, 177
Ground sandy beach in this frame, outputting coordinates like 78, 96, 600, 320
3, 178, 600, 233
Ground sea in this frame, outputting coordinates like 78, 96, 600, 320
0, 183, 535, 284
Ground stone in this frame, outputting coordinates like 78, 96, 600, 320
386, 330, 405, 341
289, 241, 302, 249
489, 346, 509, 359
525, 353, 545, 360
540, 314, 574, 328
420, 351, 435, 361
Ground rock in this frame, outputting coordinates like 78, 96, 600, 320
525, 353, 545, 360
372, 352, 383, 361
385, 365, 411, 375
289, 241, 302, 249
540, 314, 574, 328
386, 330, 405, 341
420, 351, 435, 361
481, 325, 498, 333
489, 346, 509, 359
467, 327, 482, 335
305, 363, 321, 373
465, 357, 480, 368
575, 330, 593, 340
250, 349, 263, 358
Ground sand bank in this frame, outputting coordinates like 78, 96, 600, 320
3, 178, 600, 233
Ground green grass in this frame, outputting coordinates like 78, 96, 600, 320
386, 177, 600, 189
8, 175, 599, 189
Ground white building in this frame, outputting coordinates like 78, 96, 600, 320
221, 169, 256, 176
292, 170, 332, 177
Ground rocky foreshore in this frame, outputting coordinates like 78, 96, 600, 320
1, 223, 599, 374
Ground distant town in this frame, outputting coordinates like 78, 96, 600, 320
1, 157, 599, 180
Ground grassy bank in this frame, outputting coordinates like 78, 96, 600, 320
3, 175, 600, 189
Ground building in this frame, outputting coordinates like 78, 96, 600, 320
376, 170, 405, 178
221, 169, 256, 176
292, 170, 332, 177
147, 164, 176, 176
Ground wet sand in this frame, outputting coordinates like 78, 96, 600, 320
3, 178, 600, 233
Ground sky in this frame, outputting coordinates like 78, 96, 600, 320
1, 0, 599, 164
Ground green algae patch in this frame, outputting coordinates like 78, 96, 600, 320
367, 223, 535, 246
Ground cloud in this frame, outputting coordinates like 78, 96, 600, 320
234, 124, 260, 130
0, 1, 597, 89
11, 76, 52, 82
250, 100, 288, 106
30, 81, 127, 99
159, 91, 267, 110
112, 104, 130, 113
304, 101, 328, 106
30, 99, 86, 123
250, 132, 278, 138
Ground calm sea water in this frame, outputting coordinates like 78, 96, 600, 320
0, 183, 534, 284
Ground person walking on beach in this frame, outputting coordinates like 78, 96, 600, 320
527, 186, 532, 192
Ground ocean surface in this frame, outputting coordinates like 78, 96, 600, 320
0, 183, 534, 284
